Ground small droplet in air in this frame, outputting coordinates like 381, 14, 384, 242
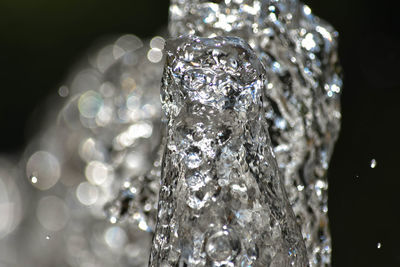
45, 235, 50, 240
370, 159, 377, 168
377, 242, 382, 249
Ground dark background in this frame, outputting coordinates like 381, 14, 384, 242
0, 0, 399, 266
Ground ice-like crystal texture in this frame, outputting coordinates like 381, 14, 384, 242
169, 1, 342, 266
149, 35, 307, 267
0, 1, 343, 266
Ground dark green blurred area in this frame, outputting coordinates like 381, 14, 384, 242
1, 1, 400, 266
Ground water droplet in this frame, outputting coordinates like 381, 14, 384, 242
76, 182, 99, 206
205, 230, 240, 262
150, 36, 165, 50
37, 196, 70, 231
85, 161, 111, 185
104, 226, 127, 250
147, 48, 163, 63
26, 151, 61, 190
206, 231, 233, 261
78, 90, 103, 119
377, 242, 382, 249
370, 159, 377, 168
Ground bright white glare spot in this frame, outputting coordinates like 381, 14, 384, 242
129, 186, 137, 194
150, 36, 165, 50
116, 122, 153, 148
268, 12, 277, 22
37, 196, 70, 231
129, 122, 153, 138
316, 180, 326, 189
242, 2, 258, 15
315, 180, 326, 197
303, 5, 312, 15
147, 48, 163, 63
123, 181, 131, 188
272, 61, 281, 72
76, 182, 99, 206
31, 175, 38, 184
274, 117, 287, 130
322, 205, 328, 213
370, 159, 377, 169
138, 220, 150, 232
26, 151, 61, 191
302, 33, 317, 51
316, 26, 332, 42
377, 242, 382, 249
104, 226, 127, 250
133, 212, 151, 232
170, 5, 183, 19
331, 84, 341, 93
85, 161, 110, 185
46, 235, 50, 240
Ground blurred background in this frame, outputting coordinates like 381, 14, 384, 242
0, 0, 399, 266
